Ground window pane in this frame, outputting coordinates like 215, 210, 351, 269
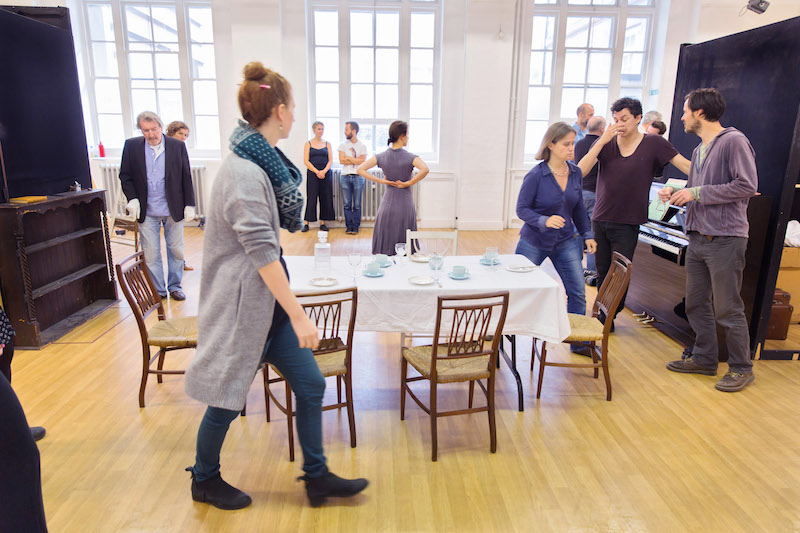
131, 89, 157, 116
129, 42, 154, 52
563, 50, 587, 84
569, 0, 591, 4
532, 16, 556, 50
193, 81, 218, 115
155, 42, 179, 53
375, 85, 398, 119
624, 17, 648, 51
191, 44, 216, 78
126, 6, 153, 44
158, 89, 183, 124
565, 17, 590, 48
151, 6, 177, 42
351, 48, 374, 83
376, 49, 399, 83
155, 53, 179, 79
350, 12, 373, 46
410, 84, 433, 118
590, 18, 613, 48
593, 0, 617, 4
410, 13, 435, 48
92, 42, 119, 77
527, 87, 550, 120
410, 49, 432, 83
529, 51, 552, 85
534, 0, 557, 4
409, 119, 433, 154
98, 114, 125, 148
159, 80, 180, 89
316, 83, 339, 117
585, 87, 608, 117
621, 52, 643, 84
315, 47, 339, 82
525, 121, 549, 156
351, 84, 374, 118
628, 0, 652, 5
376, 12, 399, 47
188, 7, 214, 43
314, 11, 338, 46
87, 4, 115, 41
587, 51, 612, 84
131, 79, 155, 89
128, 52, 153, 79
560, 87, 585, 118
95, 79, 122, 113
194, 115, 220, 150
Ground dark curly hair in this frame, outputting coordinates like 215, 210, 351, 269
610, 97, 643, 118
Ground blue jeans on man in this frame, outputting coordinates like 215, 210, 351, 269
191, 320, 328, 481
340, 174, 365, 232
138, 215, 184, 296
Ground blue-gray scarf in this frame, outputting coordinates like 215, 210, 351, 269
229, 120, 304, 232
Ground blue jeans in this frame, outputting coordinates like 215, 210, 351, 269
139, 215, 184, 295
340, 174, 364, 230
516, 236, 586, 315
582, 190, 596, 272
191, 320, 328, 481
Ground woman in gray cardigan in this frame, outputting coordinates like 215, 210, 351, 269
184, 62, 368, 509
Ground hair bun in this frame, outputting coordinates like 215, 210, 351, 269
243, 61, 269, 81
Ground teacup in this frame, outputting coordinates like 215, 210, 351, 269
452, 265, 468, 277
366, 261, 381, 274
375, 254, 389, 265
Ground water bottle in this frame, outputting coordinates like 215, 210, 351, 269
314, 231, 331, 273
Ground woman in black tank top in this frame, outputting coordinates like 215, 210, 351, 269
302, 121, 335, 232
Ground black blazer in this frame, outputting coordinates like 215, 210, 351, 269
118, 135, 195, 223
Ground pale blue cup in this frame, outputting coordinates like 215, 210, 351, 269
366, 261, 381, 274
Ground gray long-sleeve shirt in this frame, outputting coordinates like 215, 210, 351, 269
685, 127, 758, 238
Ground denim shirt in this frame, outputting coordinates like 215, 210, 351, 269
516, 160, 592, 251
145, 139, 169, 217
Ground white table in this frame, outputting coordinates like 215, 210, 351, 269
285, 254, 571, 411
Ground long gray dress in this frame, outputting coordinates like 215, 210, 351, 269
371, 147, 418, 255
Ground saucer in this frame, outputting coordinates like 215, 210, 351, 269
479, 257, 501, 266
448, 271, 470, 280
408, 275, 436, 286
363, 269, 385, 278
377, 260, 393, 268
309, 277, 338, 287
410, 253, 430, 263
506, 264, 537, 273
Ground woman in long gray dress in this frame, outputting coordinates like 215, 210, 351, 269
357, 121, 429, 255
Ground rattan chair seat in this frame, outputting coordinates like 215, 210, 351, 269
147, 317, 198, 348
565, 313, 605, 342
402, 345, 491, 383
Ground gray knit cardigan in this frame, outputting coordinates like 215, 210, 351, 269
185, 153, 282, 411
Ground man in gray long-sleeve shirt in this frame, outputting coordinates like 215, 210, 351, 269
659, 88, 758, 392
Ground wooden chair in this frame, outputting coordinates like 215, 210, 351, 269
406, 229, 458, 256
115, 251, 196, 407
263, 287, 358, 462
401, 291, 509, 461
532, 251, 632, 401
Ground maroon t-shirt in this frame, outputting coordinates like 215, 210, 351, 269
592, 134, 678, 225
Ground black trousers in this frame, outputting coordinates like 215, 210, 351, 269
304, 171, 335, 222
593, 220, 640, 315
1, 334, 13, 382
0, 359, 48, 532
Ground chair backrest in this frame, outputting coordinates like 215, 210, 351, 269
406, 229, 458, 256
429, 291, 510, 378
593, 251, 633, 334
298, 288, 358, 364
115, 251, 165, 341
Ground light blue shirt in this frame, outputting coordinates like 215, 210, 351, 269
145, 139, 169, 217
572, 122, 587, 143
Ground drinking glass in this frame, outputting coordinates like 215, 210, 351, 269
347, 253, 361, 280
485, 246, 499, 266
429, 252, 444, 271
395, 242, 406, 265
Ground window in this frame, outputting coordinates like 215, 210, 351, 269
309, 1, 441, 159
81, 1, 218, 154
517, 0, 656, 162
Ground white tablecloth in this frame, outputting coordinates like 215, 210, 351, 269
285, 254, 571, 344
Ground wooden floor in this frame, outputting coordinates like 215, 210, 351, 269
11, 227, 800, 532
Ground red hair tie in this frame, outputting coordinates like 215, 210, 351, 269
259, 84, 271, 89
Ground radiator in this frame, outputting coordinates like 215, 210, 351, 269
97, 162, 207, 220
330, 168, 420, 223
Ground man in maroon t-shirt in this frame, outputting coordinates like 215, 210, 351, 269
578, 97, 691, 327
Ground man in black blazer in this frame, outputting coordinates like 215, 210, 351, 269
119, 111, 195, 300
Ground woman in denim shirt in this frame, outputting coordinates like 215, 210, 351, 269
516, 122, 596, 351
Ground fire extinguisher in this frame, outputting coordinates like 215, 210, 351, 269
98, 141, 105, 158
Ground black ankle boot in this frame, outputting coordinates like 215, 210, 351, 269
298, 471, 369, 507
186, 467, 252, 510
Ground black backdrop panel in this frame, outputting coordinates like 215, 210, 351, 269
0, 7, 90, 202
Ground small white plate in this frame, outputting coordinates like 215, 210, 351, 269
408, 275, 436, 286
309, 277, 338, 287
506, 264, 537, 273
410, 253, 430, 263
448, 272, 470, 280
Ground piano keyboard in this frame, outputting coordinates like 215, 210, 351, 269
639, 223, 689, 264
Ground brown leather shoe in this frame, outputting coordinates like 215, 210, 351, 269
666, 357, 717, 375
715, 371, 754, 392
170, 290, 186, 301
